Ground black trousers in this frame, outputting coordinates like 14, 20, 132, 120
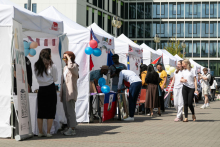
211, 89, 216, 100
182, 85, 195, 118
159, 91, 165, 111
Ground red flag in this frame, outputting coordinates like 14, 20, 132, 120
151, 55, 162, 65
90, 55, 94, 71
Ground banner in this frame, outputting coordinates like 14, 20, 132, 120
13, 20, 31, 135
102, 93, 117, 122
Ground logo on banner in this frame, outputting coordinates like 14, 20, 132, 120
108, 39, 112, 45
50, 22, 59, 31
108, 95, 114, 111
129, 45, 133, 52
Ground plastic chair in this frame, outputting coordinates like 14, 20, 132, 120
137, 89, 147, 115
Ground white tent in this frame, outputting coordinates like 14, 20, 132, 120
140, 43, 161, 65
0, 1, 67, 138
189, 58, 205, 74
115, 34, 143, 75
174, 54, 183, 61
156, 49, 177, 67
39, 6, 91, 123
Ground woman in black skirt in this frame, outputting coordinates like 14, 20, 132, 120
34, 48, 58, 137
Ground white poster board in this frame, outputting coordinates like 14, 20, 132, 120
13, 20, 32, 136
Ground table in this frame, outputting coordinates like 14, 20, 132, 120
13, 93, 66, 135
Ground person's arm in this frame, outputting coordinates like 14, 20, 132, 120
194, 77, 199, 95
66, 54, 79, 77
52, 64, 58, 82
168, 75, 175, 93
94, 79, 98, 86
117, 72, 123, 90
161, 72, 167, 90
200, 74, 209, 80
180, 77, 187, 83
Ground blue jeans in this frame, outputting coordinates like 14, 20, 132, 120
129, 82, 142, 117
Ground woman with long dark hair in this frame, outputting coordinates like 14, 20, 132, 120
145, 64, 161, 116
181, 59, 198, 122
60, 51, 79, 136
168, 61, 183, 122
35, 48, 58, 137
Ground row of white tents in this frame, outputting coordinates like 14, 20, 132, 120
0, 0, 206, 138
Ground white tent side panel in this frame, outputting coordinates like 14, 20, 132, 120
0, 26, 12, 138
92, 48, 108, 70
129, 55, 141, 76
143, 49, 151, 65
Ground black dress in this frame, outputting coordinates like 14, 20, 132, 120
37, 83, 57, 119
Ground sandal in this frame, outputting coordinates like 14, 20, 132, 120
192, 115, 196, 122
183, 118, 188, 122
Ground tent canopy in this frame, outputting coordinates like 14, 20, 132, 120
39, 6, 90, 43
88, 23, 114, 49
157, 49, 176, 67
141, 43, 161, 65
0, 1, 64, 38
117, 34, 142, 57
174, 54, 183, 61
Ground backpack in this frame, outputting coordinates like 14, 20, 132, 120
209, 74, 214, 86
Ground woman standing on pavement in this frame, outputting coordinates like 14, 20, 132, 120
60, 51, 79, 136
168, 61, 183, 122
181, 59, 198, 122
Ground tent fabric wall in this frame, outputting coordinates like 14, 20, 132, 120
156, 49, 176, 67
0, 26, 12, 138
174, 54, 183, 61
141, 43, 160, 65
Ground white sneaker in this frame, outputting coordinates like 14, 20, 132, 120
147, 113, 150, 116
206, 105, 211, 109
64, 128, 76, 136
200, 104, 206, 109
38, 133, 45, 137
123, 117, 134, 121
47, 134, 52, 137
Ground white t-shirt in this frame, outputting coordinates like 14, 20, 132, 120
211, 80, 217, 89
118, 70, 141, 89
35, 64, 58, 86
182, 69, 196, 89
174, 70, 183, 89
201, 74, 211, 89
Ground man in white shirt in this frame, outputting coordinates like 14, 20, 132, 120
199, 68, 211, 109
117, 70, 142, 121
211, 78, 217, 101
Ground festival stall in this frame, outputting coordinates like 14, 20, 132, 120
174, 54, 183, 61
156, 49, 177, 67
189, 58, 205, 75
140, 43, 160, 65
0, 1, 68, 140
117, 34, 142, 75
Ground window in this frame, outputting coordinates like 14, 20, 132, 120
98, 11, 102, 28
153, 3, 160, 18
177, 22, 184, 38
92, 9, 94, 23
177, 3, 184, 18
193, 22, 200, 38
209, 61, 220, 77
32, 3, 37, 13
124, 22, 128, 37
145, 22, 151, 38
161, 3, 168, 18
193, 3, 201, 18
161, 22, 169, 38
196, 60, 208, 68
102, 14, 105, 30
129, 3, 136, 19
145, 3, 152, 19
169, 22, 176, 37
145, 41, 152, 48
202, 2, 209, 18
209, 42, 217, 57
210, 22, 217, 38
137, 22, 144, 38
201, 22, 209, 38
219, 22, 220, 38
93, 0, 97, 6
137, 3, 144, 19
129, 22, 136, 38
108, 16, 112, 34
201, 41, 209, 57
98, 0, 102, 9
185, 42, 192, 57
219, 3, 220, 18
185, 22, 192, 38
169, 3, 176, 19
113, 0, 116, 15
121, 2, 124, 19
153, 22, 160, 38
185, 3, 193, 18
210, 2, 217, 18
218, 42, 220, 57
24, 3, 27, 9
137, 41, 144, 45
86, 7, 89, 26
160, 41, 168, 49
193, 41, 200, 57
125, 3, 128, 19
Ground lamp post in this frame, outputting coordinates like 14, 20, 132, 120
181, 41, 186, 58
154, 34, 160, 50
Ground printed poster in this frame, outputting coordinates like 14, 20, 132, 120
118, 93, 129, 120
13, 20, 31, 135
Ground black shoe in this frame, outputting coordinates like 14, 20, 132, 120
157, 113, 161, 116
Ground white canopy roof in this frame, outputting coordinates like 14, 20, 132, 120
156, 49, 177, 67
189, 58, 206, 74
174, 54, 183, 61
140, 43, 161, 65
39, 6, 90, 43
117, 34, 142, 57
88, 23, 114, 49
0, 0, 64, 38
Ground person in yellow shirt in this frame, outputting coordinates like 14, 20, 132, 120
157, 63, 167, 112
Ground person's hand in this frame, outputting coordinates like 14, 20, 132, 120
195, 90, 199, 95
161, 85, 164, 91
182, 79, 187, 83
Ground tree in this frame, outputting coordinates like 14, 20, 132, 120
164, 37, 183, 58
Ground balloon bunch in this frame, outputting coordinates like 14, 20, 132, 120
85, 40, 102, 57
23, 41, 38, 57
98, 78, 110, 94
165, 65, 175, 75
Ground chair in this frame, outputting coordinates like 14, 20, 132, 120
137, 89, 147, 115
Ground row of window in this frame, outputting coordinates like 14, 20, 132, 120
124, 21, 220, 38
196, 60, 220, 77
24, 3, 37, 13
127, 2, 220, 19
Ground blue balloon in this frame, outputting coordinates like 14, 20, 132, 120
85, 47, 93, 55
23, 41, 30, 49
30, 49, 36, 56
98, 78, 106, 87
93, 48, 102, 57
24, 48, 30, 56
101, 85, 110, 94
